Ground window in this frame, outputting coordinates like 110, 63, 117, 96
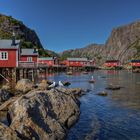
27, 57, 32, 62
0, 52, 8, 60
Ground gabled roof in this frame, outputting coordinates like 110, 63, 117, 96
21, 49, 38, 56
0, 39, 20, 49
67, 58, 88, 61
131, 60, 140, 62
38, 57, 54, 60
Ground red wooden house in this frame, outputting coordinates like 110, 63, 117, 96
19, 48, 38, 68
64, 58, 89, 67
20, 48, 38, 62
131, 60, 140, 67
104, 60, 120, 67
0, 39, 20, 68
38, 57, 59, 67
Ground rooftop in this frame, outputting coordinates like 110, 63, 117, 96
131, 60, 140, 62
67, 58, 88, 61
0, 39, 20, 49
38, 57, 54, 60
21, 49, 38, 56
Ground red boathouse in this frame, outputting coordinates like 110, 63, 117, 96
65, 58, 89, 67
0, 39, 20, 68
104, 60, 120, 67
64, 58, 95, 67
38, 57, 59, 67
19, 48, 39, 68
131, 60, 140, 67
20, 48, 38, 63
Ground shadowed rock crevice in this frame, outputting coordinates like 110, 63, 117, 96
28, 100, 52, 133
15, 126, 40, 140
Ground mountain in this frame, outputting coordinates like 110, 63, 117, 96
45, 49, 59, 57
104, 20, 140, 63
0, 13, 53, 57
60, 20, 140, 65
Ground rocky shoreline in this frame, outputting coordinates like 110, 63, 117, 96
0, 79, 86, 140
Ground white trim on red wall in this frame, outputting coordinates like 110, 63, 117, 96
0, 51, 8, 60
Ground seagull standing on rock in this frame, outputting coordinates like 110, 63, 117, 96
58, 81, 64, 87
48, 81, 56, 88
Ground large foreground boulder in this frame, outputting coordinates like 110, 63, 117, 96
58, 87, 85, 97
15, 79, 34, 93
6, 88, 80, 140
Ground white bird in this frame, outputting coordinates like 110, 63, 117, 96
48, 81, 56, 88
91, 76, 94, 80
58, 81, 64, 87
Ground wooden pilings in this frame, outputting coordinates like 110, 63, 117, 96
0, 68, 17, 88
0, 65, 95, 87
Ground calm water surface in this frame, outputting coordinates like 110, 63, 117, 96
47, 70, 140, 140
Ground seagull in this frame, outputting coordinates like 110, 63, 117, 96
58, 81, 64, 87
91, 76, 94, 80
48, 81, 56, 88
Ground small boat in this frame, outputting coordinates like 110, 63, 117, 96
66, 71, 73, 75
89, 76, 95, 83
133, 69, 140, 73
89, 79, 95, 83
83, 71, 88, 74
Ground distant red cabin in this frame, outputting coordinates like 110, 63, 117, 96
20, 49, 38, 63
131, 60, 140, 67
64, 58, 95, 67
0, 39, 20, 68
104, 60, 120, 67
38, 57, 59, 67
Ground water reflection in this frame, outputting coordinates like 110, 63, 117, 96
46, 70, 140, 140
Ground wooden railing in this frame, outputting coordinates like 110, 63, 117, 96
18, 61, 37, 68
18, 62, 95, 69
37, 63, 48, 68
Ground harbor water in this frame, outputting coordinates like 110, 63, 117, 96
47, 70, 140, 140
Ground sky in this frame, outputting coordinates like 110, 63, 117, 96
0, 0, 140, 52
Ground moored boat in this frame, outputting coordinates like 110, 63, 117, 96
66, 71, 73, 75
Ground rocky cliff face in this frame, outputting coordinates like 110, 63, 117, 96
60, 20, 140, 65
0, 14, 54, 56
0, 14, 43, 48
104, 20, 140, 63
60, 44, 104, 60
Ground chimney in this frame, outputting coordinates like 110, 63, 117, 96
33, 48, 38, 53
11, 32, 16, 46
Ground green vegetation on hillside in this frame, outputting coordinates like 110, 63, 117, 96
21, 41, 50, 57
60, 51, 73, 60
0, 14, 54, 57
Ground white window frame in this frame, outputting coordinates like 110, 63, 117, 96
0, 51, 8, 60
27, 57, 32, 62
